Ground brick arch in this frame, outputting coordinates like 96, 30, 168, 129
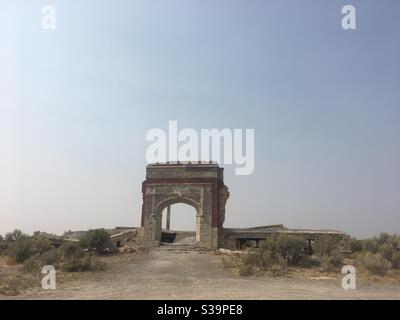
155, 197, 200, 217
139, 163, 229, 249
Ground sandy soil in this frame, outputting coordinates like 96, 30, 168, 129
2, 246, 399, 300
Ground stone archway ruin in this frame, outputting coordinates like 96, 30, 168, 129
139, 162, 229, 249
138, 162, 351, 253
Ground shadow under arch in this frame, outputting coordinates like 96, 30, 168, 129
154, 197, 200, 244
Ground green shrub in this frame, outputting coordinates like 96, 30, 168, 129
23, 248, 59, 273
79, 229, 115, 254
361, 238, 380, 253
261, 249, 274, 268
378, 242, 400, 269
330, 250, 344, 266
235, 235, 308, 276
59, 242, 85, 260
39, 249, 59, 266
22, 242, 106, 274
269, 254, 288, 276
60, 256, 92, 272
320, 256, 335, 272
357, 233, 400, 269
261, 234, 307, 265
22, 257, 40, 273
320, 250, 343, 272
380, 243, 394, 261
7, 237, 35, 263
359, 252, 391, 275
221, 256, 235, 270
5, 229, 27, 242
378, 233, 393, 245
390, 251, 400, 269
231, 233, 400, 276
350, 237, 363, 253
3, 229, 52, 263
33, 238, 52, 254
60, 255, 105, 272
313, 238, 337, 257
58, 242, 106, 272
241, 251, 262, 268
0, 239, 7, 255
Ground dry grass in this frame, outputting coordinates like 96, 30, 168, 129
0, 256, 38, 296
2, 250, 400, 299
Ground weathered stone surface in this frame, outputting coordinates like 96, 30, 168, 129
138, 162, 350, 253
138, 162, 229, 249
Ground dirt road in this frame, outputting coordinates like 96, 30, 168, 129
9, 246, 400, 299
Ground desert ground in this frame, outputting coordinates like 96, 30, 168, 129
1, 245, 400, 300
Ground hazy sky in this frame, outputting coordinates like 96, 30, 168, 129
1, 0, 399, 238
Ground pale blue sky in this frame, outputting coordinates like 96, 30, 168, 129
1, 0, 399, 238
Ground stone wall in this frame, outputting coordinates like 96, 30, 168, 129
137, 163, 350, 253
138, 163, 229, 249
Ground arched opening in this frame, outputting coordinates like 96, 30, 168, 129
142, 163, 229, 248
160, 202, 198, 245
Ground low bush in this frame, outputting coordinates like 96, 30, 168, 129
7, 237, 35, 263
3, 229, 111, 274
22, 257, 40, 273
7, 236, 53, 263
390, 252, 400, 269
33, 238, 52, 254
39, 248, 59, 266
23, 242, 106, 273
320, 250, 343, 272
378, 239, 400, 269
5, 229, 27, 242
355, 233, 400, 270
261, 234, 308, 265
313, 238, 337, 257
348, 233, 400, 271
57, 241, 105, 272
362, 238, 380, 253
350, 237, 363, 253
234, 235, 308, 276
59, 242, 85, 260
359, 252, 391, 275
226, 235, 348, 276
79, 229, 116, 254
0, 238, 8, 255
269, 254, 288, 276
59, 256, 88, 272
